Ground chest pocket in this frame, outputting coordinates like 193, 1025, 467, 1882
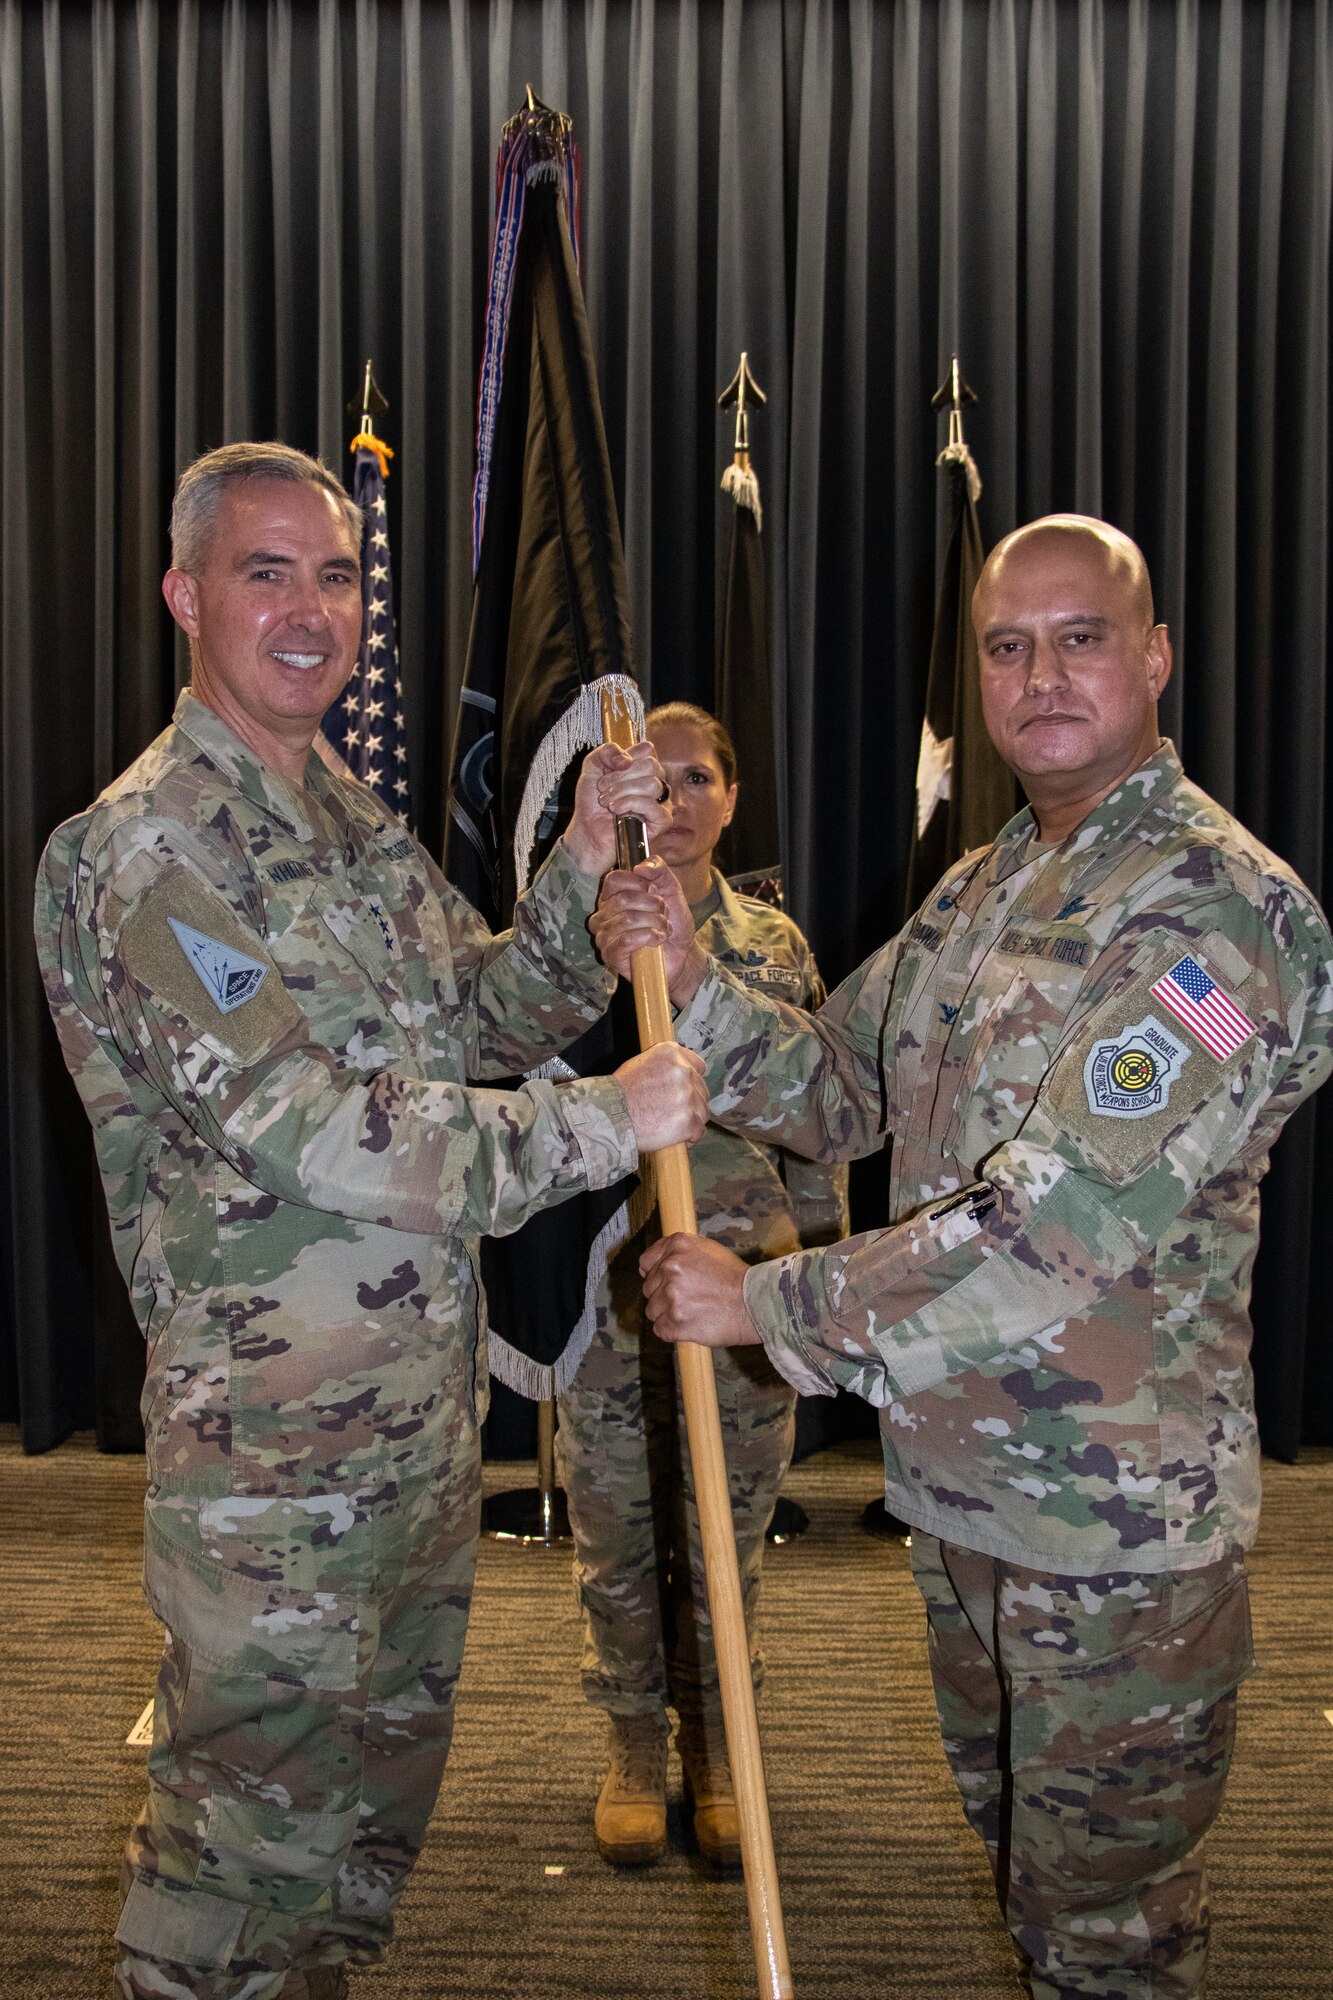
309, 882, 404, 986
398, 885, 461, 1015
261, 880, 411, 1069
943, 954, 1091, 1166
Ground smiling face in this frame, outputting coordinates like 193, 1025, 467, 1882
162, 477, 362, 779
647, 719, 738, 893
973, 519, 1172, 830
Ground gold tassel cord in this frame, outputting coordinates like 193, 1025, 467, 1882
348, 430, 394, 481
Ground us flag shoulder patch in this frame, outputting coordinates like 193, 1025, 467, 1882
1149, 954, 1255, 1061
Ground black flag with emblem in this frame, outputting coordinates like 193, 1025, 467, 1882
903, 445, 1016, 914
445, 96, 640, 1400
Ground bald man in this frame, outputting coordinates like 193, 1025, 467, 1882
593, 517, 1333, 1997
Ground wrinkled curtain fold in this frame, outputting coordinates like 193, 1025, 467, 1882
1, 0, 1329, 1457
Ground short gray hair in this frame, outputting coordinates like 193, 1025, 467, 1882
169, 441, 363, 574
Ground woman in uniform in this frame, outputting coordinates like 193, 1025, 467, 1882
557, 703, 847, 1867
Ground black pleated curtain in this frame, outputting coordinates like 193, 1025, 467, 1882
2, 0, 1330, 1459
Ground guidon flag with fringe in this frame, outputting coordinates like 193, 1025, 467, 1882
445, 91, 644, 1400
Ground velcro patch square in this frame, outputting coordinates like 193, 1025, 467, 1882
120, 864, 304, 1067
1149, 954, 1255, 1061
1045, 940, 1253, 1184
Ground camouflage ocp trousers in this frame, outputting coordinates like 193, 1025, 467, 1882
113, 1440, 480, 2000
910, 1533, 1254, 1999
556, 1252, 795, 1748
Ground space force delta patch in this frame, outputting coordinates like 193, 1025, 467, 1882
167, 917, 268, 1012
1084, 1015, 1190, 1119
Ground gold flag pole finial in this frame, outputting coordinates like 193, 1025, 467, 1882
718, 351, 767, 466
930, 353, 978, 454
348, 362, 393, 478
930, 355, 981, 500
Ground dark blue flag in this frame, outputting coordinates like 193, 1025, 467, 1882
445, 96, 641, 1400
322, 433, 413, 824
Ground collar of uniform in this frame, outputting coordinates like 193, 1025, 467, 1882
1051, 738, 1184, 859
986, 738, 1182, 882
302, 751, 391, 853
172, 689, 319, 841
702, 869, 752, 950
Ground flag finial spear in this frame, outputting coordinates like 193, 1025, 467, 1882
506, 84, 572, 145
718, 352, 767, 462
347, 359, 389, 434
348, 363, 393, 480
930, 354, 978, 454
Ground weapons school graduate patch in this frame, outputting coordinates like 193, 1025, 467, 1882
1083, 1015, 1189, 1119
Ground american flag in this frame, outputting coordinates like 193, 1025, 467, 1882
322, 436, 413, 823
1150, 955, 1256, 1061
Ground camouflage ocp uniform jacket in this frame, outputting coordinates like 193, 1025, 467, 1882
35, 692, 637, 1500
676, 744, 1333, 1575
677, 871, 847, 1260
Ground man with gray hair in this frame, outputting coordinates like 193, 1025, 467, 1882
34, 441, 707, 1998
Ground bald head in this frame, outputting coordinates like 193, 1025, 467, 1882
976, 515, 1155, 628
971, 513, 1172, 841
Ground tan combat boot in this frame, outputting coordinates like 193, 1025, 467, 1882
593, 1713, 669, 1865
677, 1727, 742, 1867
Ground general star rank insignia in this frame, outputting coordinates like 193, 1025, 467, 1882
167, 917, 268, 1013
1084, 1014, 1190, 1119
365, 895, 401, 960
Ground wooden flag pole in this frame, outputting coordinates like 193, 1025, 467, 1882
601, 690, 794, 2000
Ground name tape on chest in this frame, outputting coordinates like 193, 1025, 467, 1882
1148, 954, 1255, 1061
167, 917, 268, 1013
718, 946, 803, 994
999, 927, 1091, 968
738, 962, 802, 993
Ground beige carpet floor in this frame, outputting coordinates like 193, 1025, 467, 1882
0, 1432, 1328, 1998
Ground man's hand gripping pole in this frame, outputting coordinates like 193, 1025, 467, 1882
600, 689, 794, 2000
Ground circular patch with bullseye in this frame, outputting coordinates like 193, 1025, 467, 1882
1110, 1048, 1158, 1092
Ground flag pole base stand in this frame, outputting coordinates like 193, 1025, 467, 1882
480, 1487, 572, 1546
860, 1498, 911, 1544
765, 1498, 810, 1545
